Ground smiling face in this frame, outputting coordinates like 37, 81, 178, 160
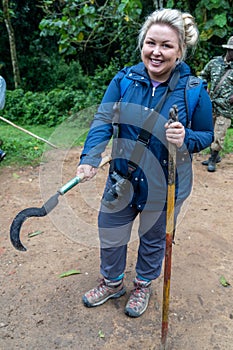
141, 23, 182, 82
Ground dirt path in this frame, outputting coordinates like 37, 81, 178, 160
0, 148, 233, 350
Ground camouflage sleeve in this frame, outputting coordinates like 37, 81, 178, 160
199, 60, 212, 82
212, 71, 233, 118
213, 97, 233, 118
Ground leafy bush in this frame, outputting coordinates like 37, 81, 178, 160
85, 59, 121, 106
2, 59, 120, 127
3, 88, 83, 126
47, 59, 87, 90
19, 54, 87, 92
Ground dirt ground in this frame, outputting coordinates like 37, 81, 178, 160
1, 147, 233, 350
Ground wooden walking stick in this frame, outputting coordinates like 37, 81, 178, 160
161, 105, 178, 349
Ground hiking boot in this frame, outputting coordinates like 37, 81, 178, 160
207, 151, 220, 172
82, 278, 126, 307
125, 277, 152, 318
202, 154, 221, 166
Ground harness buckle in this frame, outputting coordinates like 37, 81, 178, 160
137, 134, 150, 146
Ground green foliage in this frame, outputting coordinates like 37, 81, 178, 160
40, 0, 143, 53
195, 0, 231, 41
20, 54, 87, 92
1, 0, 233, 90
3, 87, 83, 127
39, 0, 143, 73
85, 60, 121, 105
186, 0, 233, 74
0, 0, 47, 90
2, 58, 120, 128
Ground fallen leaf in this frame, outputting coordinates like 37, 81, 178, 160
98, 330, 105, 338
58, 269, 81, 278
28, 230, 44, 238
13, 173, 20, 179
220, 275, 230, 287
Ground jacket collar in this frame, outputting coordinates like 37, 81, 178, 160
127, 61, 191, 85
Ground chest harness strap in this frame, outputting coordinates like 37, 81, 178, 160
115, 69, 180, 179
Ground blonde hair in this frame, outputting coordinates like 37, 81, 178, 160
138, 9, 199, 60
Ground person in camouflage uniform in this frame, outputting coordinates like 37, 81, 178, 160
199, 36, 233, 172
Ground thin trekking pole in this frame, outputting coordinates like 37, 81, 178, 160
161, 105, 178, 349
0, 116, 58, 149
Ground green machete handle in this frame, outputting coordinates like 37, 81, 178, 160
58, 174, 85, 195
57, 155, 111, 196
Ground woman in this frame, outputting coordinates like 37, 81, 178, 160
76, 9, 214, 318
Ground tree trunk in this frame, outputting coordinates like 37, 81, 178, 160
2, 0, 21, 89
153, 0, 163, 9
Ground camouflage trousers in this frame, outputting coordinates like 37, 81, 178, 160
211, 113, 231, 152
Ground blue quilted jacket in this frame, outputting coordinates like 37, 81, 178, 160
80, 61, 214, 210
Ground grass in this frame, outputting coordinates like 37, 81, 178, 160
222, 126, 233, 154
0, 121, 88, 167
0, 121, 232, 167
200, 127, 233, 156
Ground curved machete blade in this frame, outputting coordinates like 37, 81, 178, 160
9, 156, 111, 252
10, 193, 60, 251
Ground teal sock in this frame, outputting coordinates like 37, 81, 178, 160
136, 274, 151, 283
104, 273, 124, 287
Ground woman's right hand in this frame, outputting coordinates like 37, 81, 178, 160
76, 164, 97, 182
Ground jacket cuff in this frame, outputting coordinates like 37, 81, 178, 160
79, 154, 101, 168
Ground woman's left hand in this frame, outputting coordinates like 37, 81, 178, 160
165, 121, 185, 148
